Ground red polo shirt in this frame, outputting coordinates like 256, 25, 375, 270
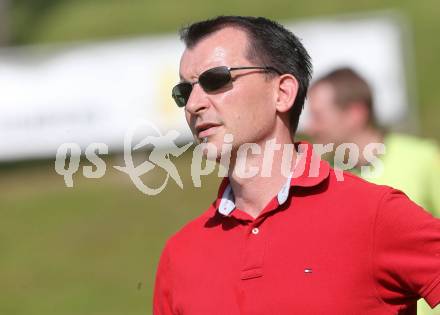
153, 143, 440, 314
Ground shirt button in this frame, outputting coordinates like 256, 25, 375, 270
251, 227, 259, 235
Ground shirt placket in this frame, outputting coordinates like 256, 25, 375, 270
240, 218, 267, 280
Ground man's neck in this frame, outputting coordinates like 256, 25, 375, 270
227, 136, 297, 219
349, 127, 384, 167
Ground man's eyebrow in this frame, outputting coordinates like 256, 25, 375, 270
180, 73, 198, 84
179, 73, 189, 82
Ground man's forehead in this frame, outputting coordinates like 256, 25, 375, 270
179, 27, 249, 80
310, 83, 336, 102
180, 47, 228, 72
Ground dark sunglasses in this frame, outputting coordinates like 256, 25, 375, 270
172, 66, 281, 107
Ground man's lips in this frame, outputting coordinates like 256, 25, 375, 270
195, 123, 222, 138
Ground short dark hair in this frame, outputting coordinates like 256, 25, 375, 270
179, 16, 312, 135
311, 67, 377, 127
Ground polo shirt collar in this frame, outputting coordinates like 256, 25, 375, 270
218, 173, 293, 216
216, 142, 330, 216
218, 184, 235, 216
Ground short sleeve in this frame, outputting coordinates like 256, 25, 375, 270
427, 153, 440, 217
153, 242, 174, 315
373, 189, 440, 308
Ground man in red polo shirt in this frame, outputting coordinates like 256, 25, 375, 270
153, 16, 440, 314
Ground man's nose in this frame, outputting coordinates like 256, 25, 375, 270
185, 84, 210, 115
303, 119, 317, 137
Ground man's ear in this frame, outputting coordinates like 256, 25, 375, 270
275, 74, 299, 113
346, 102, 370, 129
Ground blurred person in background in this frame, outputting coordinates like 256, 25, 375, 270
306, 67, 440, 314
154, 16, 440, 314
306, 67, 440, 216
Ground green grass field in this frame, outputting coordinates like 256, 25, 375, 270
0, 153, 221, 315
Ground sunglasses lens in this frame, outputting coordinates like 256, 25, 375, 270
172, 67, 232, 107
172, 83, 192, 107
199, 66, 231, 92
